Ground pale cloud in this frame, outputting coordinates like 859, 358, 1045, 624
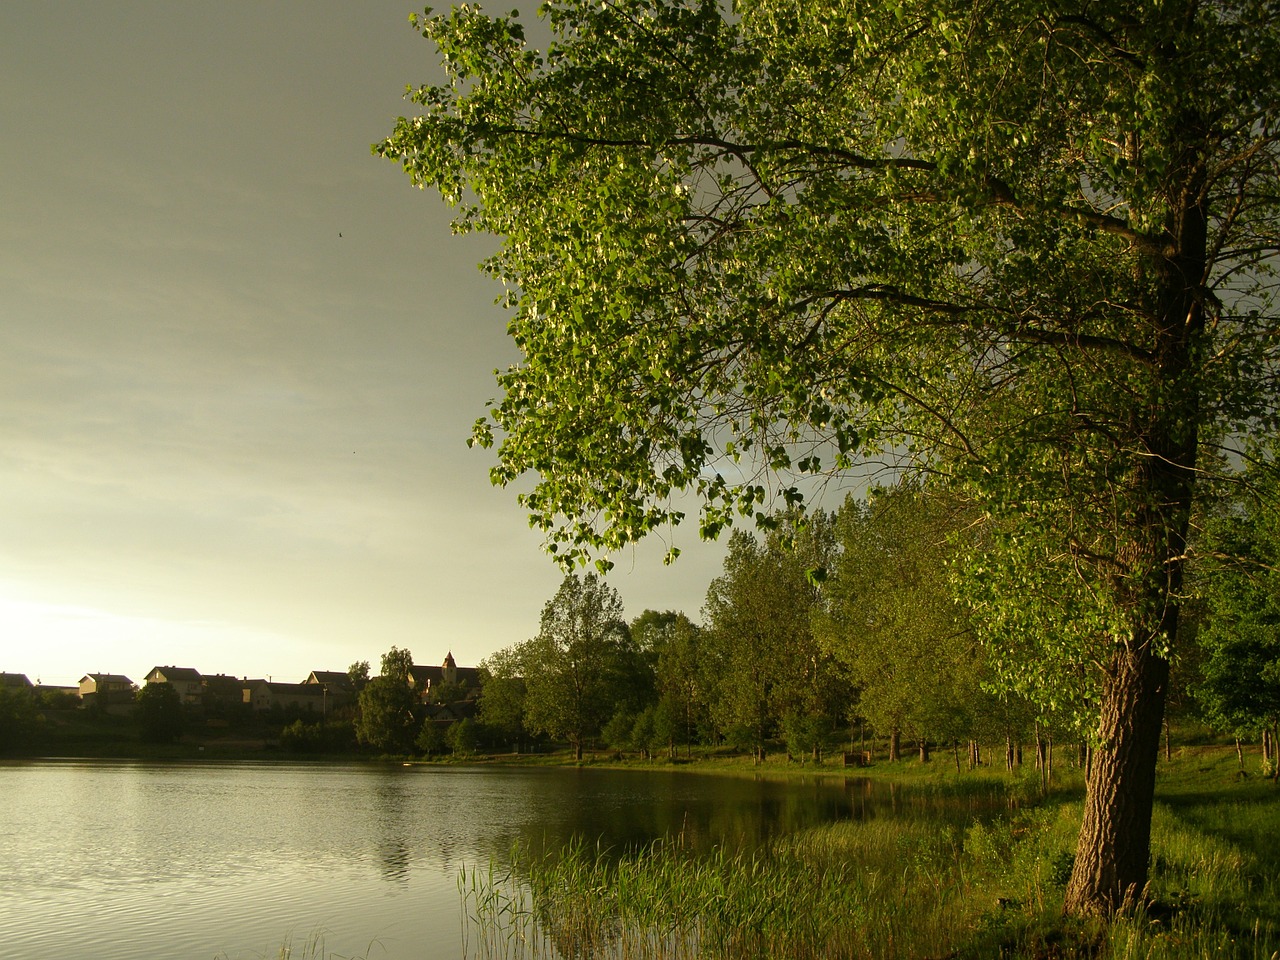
0, 1, 729, 686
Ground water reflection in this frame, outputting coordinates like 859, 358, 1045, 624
0, 761, 1009, 960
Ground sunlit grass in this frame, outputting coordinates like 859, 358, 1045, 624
459, 748, 1280, 960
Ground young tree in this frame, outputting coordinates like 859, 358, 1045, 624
634, 610, 710, 753
702, 515, 839, 761
817, 485, 983, 762
478, 647, 532, 751
521, 573, 639, 759
380, 0, 1280, 915
1197, 453, 1280, 778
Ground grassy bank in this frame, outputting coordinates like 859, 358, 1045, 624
459, 746, 1279, 960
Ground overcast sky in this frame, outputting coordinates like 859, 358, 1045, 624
1, 1, 734, 687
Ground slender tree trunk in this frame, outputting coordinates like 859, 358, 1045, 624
918, 738, 930, 763
1235, 737, 1245, 772
889, 727, 901, 762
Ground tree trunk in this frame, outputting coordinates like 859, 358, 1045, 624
1063, 645, 1170, 916
918, 738, 930, 763
888, 727, 901, 762
1235, 737, 1244, 772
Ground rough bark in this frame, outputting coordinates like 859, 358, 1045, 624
1064, 646, 1170, 914
1064, 184, 1202, 915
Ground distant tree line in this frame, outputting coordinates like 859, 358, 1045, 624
450, 472, 1280, 776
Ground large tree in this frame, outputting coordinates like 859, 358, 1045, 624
520, 573, 640, 759
356, 647, 420, 753
701, 513, 838, 759
379, 0, 1280, 914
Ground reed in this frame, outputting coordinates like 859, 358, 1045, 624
458, 767, 1280, 960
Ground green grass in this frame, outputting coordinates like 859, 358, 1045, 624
459, 746, 1280, 960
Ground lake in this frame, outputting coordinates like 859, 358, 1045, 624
0, 760, 981, 960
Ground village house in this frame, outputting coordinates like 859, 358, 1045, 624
144, 666, 204, 707
1, 672, 34, 692
201, 674, 250, 715
78, 673, 136, 713
302, 670, 357, 709
245, 680, 327, 714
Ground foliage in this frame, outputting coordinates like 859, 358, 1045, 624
702, 514, 842, 758
356, 674, 418, 753
0, 685, 40, 753
637, 610, 710, 753
347, 660, 371, 691
448, 717, 482, 756
477, 660, 530, 749
379, 647, 414, 685
281, 718, 356, 753
817, 484, 988, 750
381, 0, 1280, 914
136, 682, 184, 744
1196, 450, 1280, 746
416, 718, 448, 756
517, 573, 642, 759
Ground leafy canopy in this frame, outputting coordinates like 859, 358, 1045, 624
379, 0, 1280, 581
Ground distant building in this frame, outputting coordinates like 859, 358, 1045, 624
1, 672, 34, 691
245, 680, 327, 714
409, 652, 482, 703
201, 674, 250, 715
78, 673, 135, 713
144, 666, 204, 707
302, 670, 356, 709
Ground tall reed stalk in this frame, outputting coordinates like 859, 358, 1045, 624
458, 785, 1280, 960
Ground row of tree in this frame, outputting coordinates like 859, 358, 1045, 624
472, 465, 1280, 777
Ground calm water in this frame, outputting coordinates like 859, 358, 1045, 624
0, 760, 975, 960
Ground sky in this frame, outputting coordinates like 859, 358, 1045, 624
0, 1, 735, 687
